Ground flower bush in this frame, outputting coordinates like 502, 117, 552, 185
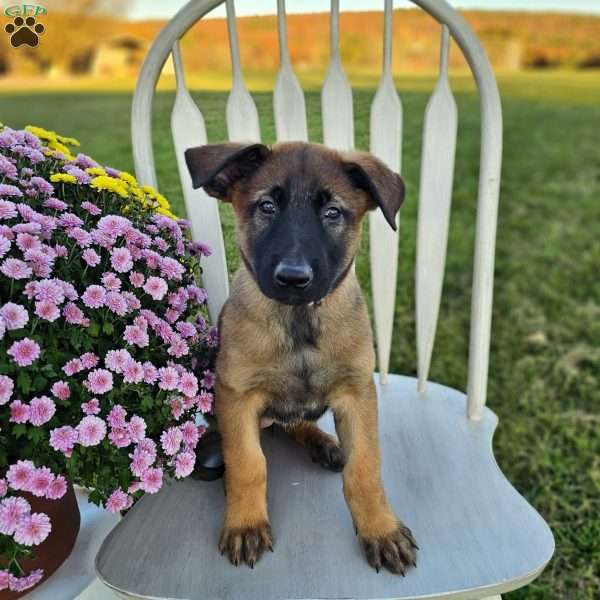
0, 124, 217, 592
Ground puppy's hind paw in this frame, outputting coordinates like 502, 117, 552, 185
307, 435, 345, 472
360, 524, 418, 575
218, 522, 273, 568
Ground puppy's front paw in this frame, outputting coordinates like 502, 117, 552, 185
360, 524, 418, 575
218, 522, 273, 568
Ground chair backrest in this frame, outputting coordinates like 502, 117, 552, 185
131, 0, 503, 421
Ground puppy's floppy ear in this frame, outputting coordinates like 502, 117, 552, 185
341, 151, 405, 231
184, 143, 270, 201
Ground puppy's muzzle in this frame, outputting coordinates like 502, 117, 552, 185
273, 259, 313, 289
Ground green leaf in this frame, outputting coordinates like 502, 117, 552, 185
33, 375, 47, 392
102, 322, 114, 335
88, 321, 100, 337
12, 424, 27, 439
16, 371, 31, 394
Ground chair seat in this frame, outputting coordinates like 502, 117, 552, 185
95, 374, 554, 600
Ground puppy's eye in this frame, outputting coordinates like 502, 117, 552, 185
324, 206, 341, 220
259, 197, 277, 215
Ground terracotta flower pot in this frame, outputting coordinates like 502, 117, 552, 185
1, 483, 80, 599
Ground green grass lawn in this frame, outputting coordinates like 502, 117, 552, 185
1, 72, 599, 598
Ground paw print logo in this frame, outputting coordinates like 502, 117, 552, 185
5, 16, 45, 48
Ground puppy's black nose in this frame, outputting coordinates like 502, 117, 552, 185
274, 260, 313, 288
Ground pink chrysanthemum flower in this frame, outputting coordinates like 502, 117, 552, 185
33, 279, 64, 304
0, 236, 11, 259
49, 426, 78, 455
129, 271, 145, 288
34, 299, 60, 322
46, 475, 67, 500
101, 271, 121, 292
122, 291, 141, 311
0, 479, 7, 497
142, 361, 158, 384
105, 291, 128, 316
6, 461, 35, 491
29, 467, 53, 497
129, 446, 153, 477
0, 302, 29, 330
77, 415, 107, 447
108, 427, 131, 448
85, 369, 113, 395
169, 396, 184, 420
29, 396, 56, 426
168, 336, 189, 358
0, 199, 18, 219
159, 257, 185, 281
140, 467, 163, 494
5, 337, 41, 372
81, 398, 100, 415
107, 404, 127, 428
157, 366, 179, 391
175, 450, 196, 479
0, 497, 31, 535
176, 321, 197, 339
50, 381, 70, 400
1, 258, 32, 279
10, 569, 43, 592
97, 215, 131, 238
196, 391, 214, 413
105, 349, 131, 373
9, 400, 30, 424
63, 302, 85, 324
0, 375, 14, 405
16, 232, 41, 252
180, 420, 201, 448
123, 324, 149, 348
177, 372, 199, 398
82, 248, 101, 266
81, 200, 101, 215
128, 415, 146, 443
143, 276, 168, 300
123, 359, 144, 384
80, 352, 99, 369
105, 489, 130, 514
63, 357, 83, 376
160, 426, 182, 456
13, 512, 51, 546
81, 285, 106, 308
201, 370, 216, 390
110, 247, 133, 273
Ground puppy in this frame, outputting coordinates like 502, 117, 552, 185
185, 141, 417, 575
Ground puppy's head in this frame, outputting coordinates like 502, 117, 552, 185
185, 142, 404, 306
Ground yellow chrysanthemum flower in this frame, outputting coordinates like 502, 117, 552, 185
86, 167, 107, 177
25, 125, 57, 142
119, 171, 137, 187
156, 206, 178, 219
90, 175, 129, 198
47, 140, 74, 160
50, 173, 77, 184
56, 134, 80, 147
130, 187, 146, 202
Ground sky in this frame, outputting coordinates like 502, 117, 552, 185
129, 0, 600, 20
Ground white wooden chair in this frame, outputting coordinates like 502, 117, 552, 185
95, 1, 554, 598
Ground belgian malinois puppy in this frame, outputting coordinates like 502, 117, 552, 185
185, 141, 417, 575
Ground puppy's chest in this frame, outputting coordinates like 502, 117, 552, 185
256, 310, 347, 423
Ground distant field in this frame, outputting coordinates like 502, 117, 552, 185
3, 68, 600, 106
1, 72, 599, 598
